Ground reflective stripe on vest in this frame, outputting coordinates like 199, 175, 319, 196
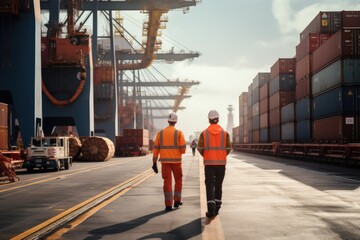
159, 130, 179, 149
204, 130, 225, 151
159, 129, 184, 163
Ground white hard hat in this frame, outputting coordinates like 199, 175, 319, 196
168, 112, 178, 122
208, 110, 219, 120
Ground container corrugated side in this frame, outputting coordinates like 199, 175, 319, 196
260, 112, 268, 128
313, 115, 360, 142
248, 128, 253, 143
0, 126, 9, 150
270, 58, 296, 80
281, 102, 295, 123
0, 102, 8, 127
269, 73, 296, 96
252, 72, 271, 89
239, 125, 245, 143
252, 115, 260, 130
313, 58, 360, 96
300, 11, 342, 40
269, 91, 295, 110
296, 97, 311, 121
247, 106, 253, 120
269, 126, 281, 142
269, 107, 281, 126
296, 120, 311, 142
342, 11, 360, 28
296, 55, 311, 81
252, 129, 260, 143
281, 122, 295, 141
252, 102, 259, 116
296, 33, 332, 61
259, 98, 268, 115
239, 92, 248, 125
232, 126, 240, 144
252, 86, 260, 103
312, 86, 360, 119
260, 128, 269, 143
296, 75, 311, 100
312, 29, 360, 74
260, 83, 269, 100
247, 84, 253, 107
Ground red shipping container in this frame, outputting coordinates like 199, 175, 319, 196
0, 102, 9, 150
342, 11, 360, 28
296, 33, 332, 62
296, 54, 312, 80
270, 58, 296, 80
259, 98, 268, 115
259, 83, 269, 100
296, 75, 311, 100
312, 29, 360, 74
260, 113, 268, 129
0, 103, 8, 127
313, 115, 360, 142
269, 91, 295, 110
247, 106, 253, 120
300, 11, 342, 40
252, 130, 260, 143
269, 107, 281, 127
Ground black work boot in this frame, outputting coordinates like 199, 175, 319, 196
206, 203, 216, 218
165, 206, 172, 211
215, 205, 221, 215
174, 201, 183, 208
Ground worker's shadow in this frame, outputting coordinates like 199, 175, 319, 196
85, 210, 201, 240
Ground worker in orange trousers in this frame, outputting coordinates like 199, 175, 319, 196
197, 110, 232, 218
152, 112, 187, 211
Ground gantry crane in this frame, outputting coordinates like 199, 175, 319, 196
39, 0, 199, 141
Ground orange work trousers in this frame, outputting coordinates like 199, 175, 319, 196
161, 163, 183, 207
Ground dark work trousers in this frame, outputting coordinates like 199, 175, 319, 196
204, 165, 226, 214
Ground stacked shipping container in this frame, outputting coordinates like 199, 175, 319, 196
269, 58, 296, 142
238, 92, 248, 143
0, 102, 9, 150
233, 10, 360, 144
309, 11, 360, 142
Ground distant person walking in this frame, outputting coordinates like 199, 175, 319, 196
152, 112, 187, 211
197, 110, 232, 218
190, 140, 197, 156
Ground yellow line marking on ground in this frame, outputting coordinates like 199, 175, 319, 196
10, 170, 154, 240
199, 158, 225, 240
45, 172, 154, 240
0, 159, 134, 193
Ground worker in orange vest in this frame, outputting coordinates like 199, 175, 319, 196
152, 112, 187, 211
197, 110, 232, 218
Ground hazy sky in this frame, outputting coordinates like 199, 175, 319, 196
122, 0, 360, 140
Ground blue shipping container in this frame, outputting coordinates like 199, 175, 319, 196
281, 122, 295, 141
313, 85, 360, 119
269, 73, 296, 96
252, 115, 260, 130
312, 58, 360, 96
296, 119, 311, 142
269, 126, 281, 142
296, 97, 311, 121
281, 102, 295, 123
260, 128, 268, 143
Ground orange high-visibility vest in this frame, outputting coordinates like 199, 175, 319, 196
202, 127, 227, 165
153, 126, 186, 163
